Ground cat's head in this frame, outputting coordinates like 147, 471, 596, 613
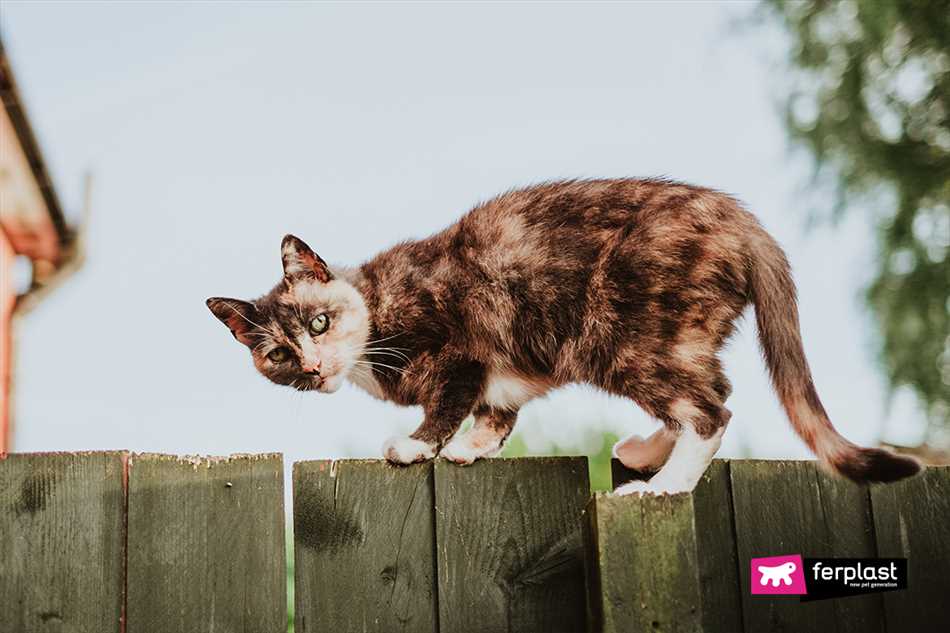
207, 235, 369, 393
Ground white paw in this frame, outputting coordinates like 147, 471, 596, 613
613, 479, 690, 496
440, 431, 504, 465
613, 480, 654, 496
382, 435, 436, 465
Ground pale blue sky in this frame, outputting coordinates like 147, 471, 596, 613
3, 1, 926, 467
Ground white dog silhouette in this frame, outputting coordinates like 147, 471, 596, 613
758, 561, 797, 587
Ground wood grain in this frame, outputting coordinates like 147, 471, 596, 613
434, 457, 590, 633
293, 459, 436, 633
125, 453, 286, 633
871, 465, 950, 632
586, 461, 740, 633
0, 451, 126, 633
730, 460, 883, 633
586, 492, 703, 633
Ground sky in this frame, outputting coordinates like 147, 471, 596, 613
2, 1, 927, 471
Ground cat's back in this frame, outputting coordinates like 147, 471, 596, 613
459, 177, 748, 265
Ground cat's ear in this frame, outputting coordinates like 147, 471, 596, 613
206, 297, 263, 347
281, 234, 333, 283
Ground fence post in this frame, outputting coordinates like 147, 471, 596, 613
871, 465, 950, 631
730, 459, 883, 633
125, 453, 286, 633
0, 451, 127, 633
293, 459, 437, 633
588, 459, 739, 633
434, 456, 590, 633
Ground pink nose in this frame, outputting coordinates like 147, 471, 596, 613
302, 361, 321, 375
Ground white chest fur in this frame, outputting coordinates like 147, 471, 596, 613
481, 370, 547, 410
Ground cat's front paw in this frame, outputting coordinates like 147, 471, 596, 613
439, 427, 506, 465
613, 480, 654, 496
382, 435, 437, 465
613, 479, 690, 496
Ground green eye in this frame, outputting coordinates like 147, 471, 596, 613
309, 313, 330, 335
267, 347, 289, 363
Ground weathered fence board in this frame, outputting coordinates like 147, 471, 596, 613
730, 460, 884, 633
293, 459, 436, 633
434, 457, 590, 633
591, 459, 741, 633
4, 450, 947, 633
871, 465, 950, 632
0, 452, 126, 633
126, 453, 286, 633
586, 492, 702, 633
684, 460, 743, 633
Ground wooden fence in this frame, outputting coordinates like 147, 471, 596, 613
1, 452, 947, 632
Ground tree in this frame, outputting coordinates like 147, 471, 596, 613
763, 0, 950, 439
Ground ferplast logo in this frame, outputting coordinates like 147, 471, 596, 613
801, 558, 907, 601
751, 555, 807, 595
750, 555, 908, 601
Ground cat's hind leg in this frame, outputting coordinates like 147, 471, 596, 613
440, 406, 517, 465
615, 398, 731, 496
612, 426, 677, 474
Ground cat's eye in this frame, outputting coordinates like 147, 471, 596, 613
267, 347, 290, 363
309, 313, 330, 335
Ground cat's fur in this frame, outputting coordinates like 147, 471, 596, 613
208, 178, 920, 494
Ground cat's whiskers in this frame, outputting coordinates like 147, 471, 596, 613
363, 349, 412, 364
361, 332, 407, 347
353, 359, 407, 376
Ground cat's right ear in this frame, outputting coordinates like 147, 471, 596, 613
281, 234, 333, 283
206, 297, 263, 347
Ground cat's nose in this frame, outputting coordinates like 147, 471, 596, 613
301, 362, 321, 375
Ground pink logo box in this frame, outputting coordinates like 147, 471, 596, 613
751, 554, 807, 595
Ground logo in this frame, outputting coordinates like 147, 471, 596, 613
751, 555, 908, 601
801, 558, 907, 601
751, 555, 807, 595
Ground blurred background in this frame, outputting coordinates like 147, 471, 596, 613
1, 1, 948, 497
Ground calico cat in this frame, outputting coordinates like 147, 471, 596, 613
207, 178, 920, 494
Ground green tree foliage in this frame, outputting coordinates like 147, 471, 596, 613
764, 0, 950, 436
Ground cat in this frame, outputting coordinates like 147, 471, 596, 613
207, 178, 920, 494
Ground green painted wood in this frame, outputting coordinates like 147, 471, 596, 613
730, 459, 883, 633
435, 457, 590, 633
0, 452, 127, 633
586, 492, 702, 633
813, 464, 884, 633
126, 453, 286, 633
690, 460, 743, 633
293, 459, 436, 633
587, 460, 740, 633
871, 465, 950, 632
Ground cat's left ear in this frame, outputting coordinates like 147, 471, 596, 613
281, 234, 333, 283
206, 297, 263, 347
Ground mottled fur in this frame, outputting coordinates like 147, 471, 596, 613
209, 178, 920, 489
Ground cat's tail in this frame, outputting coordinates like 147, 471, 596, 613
747, 227, 921, 483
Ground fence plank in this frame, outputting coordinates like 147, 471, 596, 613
126, 453, 286, 633
434, 457, 590, 633
585, 492, 701, 633
587, 460, 740, 633
730, 460, 882, 633
293, 459, 436, 633
0, 452, 126, 633
689, 460, 744, 632
871, 465, 950, 632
